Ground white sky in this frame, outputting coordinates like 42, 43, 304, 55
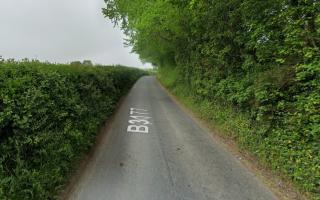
0, 0, 152, 69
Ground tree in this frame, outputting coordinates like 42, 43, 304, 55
82, 60, 93, 67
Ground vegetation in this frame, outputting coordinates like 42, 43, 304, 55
0, 59, 145, 199
103, 0, 320, 198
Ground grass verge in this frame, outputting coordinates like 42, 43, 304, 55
157, 68, 318, 200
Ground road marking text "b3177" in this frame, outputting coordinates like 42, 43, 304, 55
127, 108, 151, 133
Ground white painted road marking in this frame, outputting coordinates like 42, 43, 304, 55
127, 108, 152, 133
68, 76, 277, 200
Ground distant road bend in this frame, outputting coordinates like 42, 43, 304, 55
68, 76, 277, 200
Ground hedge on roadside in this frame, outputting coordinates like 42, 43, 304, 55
103, 0, 320, 198
0, 60, 146, 199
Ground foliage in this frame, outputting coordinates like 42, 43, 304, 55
104, 0, 320, 198
0, 60, 145, 199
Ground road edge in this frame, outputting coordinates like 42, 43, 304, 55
58, 93, 129, 200
156, 78, 308, 200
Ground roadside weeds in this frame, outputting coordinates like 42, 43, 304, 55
156, 78, 309, 200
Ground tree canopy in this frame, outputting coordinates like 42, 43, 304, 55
103, 0, 319, 198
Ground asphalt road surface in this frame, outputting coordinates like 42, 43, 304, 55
68, 76, 277, 200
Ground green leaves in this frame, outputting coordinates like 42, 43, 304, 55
0, 60, 145, 199
105, 0, 319, 198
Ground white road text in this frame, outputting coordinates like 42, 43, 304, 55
127, 108, 151, 133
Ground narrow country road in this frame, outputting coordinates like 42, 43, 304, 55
68, 76, 277, 200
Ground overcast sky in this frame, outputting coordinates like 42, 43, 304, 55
0, 0, 152, 68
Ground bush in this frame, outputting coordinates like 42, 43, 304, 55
158, 65, 320, 199
104, 0, 319, 198
0, 60, 145, 199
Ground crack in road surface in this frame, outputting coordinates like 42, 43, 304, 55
68, 76, 277, 200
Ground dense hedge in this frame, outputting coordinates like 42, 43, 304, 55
104, 0, 319, 198
0, 60, 145, 199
